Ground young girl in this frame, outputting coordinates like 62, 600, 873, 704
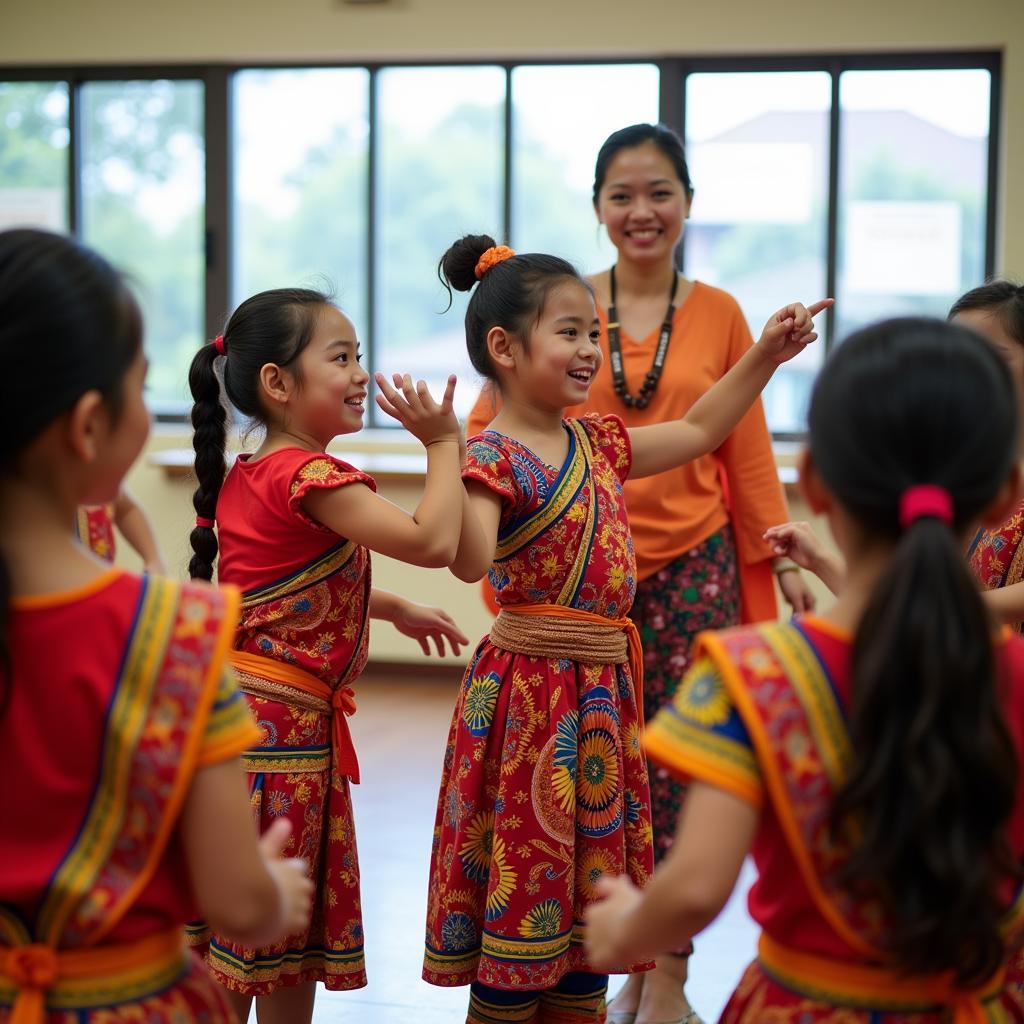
766, 280, 1024, 629
0, 229, 313, 1023
584, 317, 1024, 1022
77, 490, 166, 572
186, 286, 469, 1024
417, 234, 826, 1024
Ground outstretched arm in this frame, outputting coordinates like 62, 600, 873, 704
584, 782, 758, 967
369, 588, 470, 657
627, 299, 832, 480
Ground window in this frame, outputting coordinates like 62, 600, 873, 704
374, 66, 505, 419
835, 68, 992, 341
79, 79, 205, 410
0, 55, 1000, 434
0, 81, 68, 231
511, 64, 659, 271
685, 71, 830, 434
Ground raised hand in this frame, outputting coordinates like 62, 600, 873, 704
258, 818, 315, 942
374, 372, 460, 449
758, 298, 833, 365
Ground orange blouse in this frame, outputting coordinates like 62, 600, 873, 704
467, 282, 789, 621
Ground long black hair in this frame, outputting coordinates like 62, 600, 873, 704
813, 317, 1021, 984
438, 233, 582, 382
187, 288, 330, 581
0, 228, 142, 710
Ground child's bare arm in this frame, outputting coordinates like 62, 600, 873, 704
764, 521, 845, 596
112, 490, 166, 574
181, 760, 313, 947
449, 483, 503, 583
627, 299, 831, 480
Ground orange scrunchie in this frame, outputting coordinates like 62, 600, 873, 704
475, 245, 516, 280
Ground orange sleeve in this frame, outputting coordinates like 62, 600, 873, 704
466, 383, 502, 437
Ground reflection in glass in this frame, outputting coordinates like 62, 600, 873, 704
836, 69, 991, 343
685, 72, 830, 433
511, 64, 659, 274
375, 66, 505, 422
80, 80, 205, 409
233, 69, 370, 341
0, 81, 69, 232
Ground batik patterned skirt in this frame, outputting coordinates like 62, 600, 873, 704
189, 693, 366, 994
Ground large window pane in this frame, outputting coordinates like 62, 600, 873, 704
511, 64, 659, 273
80, 79, 204, 410
0, 81, 68, 231
836, 68, 991, 341
375, 66, 505, 421
685, 71, 830, 434
233, 69, 370, 339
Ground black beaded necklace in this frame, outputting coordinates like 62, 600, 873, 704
606, 265, 679, 409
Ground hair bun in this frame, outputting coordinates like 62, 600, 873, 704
440, 234, 497, 293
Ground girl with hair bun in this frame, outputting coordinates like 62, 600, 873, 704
424, 232, 827, 1024
585, 317, 1024, 1023
186, 286, 469, 1024
0, 229, 313, 1024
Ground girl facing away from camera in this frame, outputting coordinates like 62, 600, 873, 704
186, 287, 469, 1024
422, 233, 828, 1024
0, 229, 312, 1024
585, 316, 1024, 1023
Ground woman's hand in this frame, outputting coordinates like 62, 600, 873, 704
757, 298, 833, 365
583, 874, 644, 971
374, 372, 460, 449
392, 598, 470, 657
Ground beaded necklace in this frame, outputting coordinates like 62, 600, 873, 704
606, 265, 679, 409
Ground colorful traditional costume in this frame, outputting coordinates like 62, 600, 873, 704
424, 415, 654, 1018
970, 499, 1024, 632
0, 570, 259, 1023
189, 448, 373, 995
76, 504, 116, 562
644, 615, 1024, 1022
467, 283, 789, 861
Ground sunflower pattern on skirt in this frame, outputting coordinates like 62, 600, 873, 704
423, 416, 654, 992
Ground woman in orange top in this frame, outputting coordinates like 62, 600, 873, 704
467, 123, 814, 1024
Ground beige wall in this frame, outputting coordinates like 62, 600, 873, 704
0, 0, 1007, 660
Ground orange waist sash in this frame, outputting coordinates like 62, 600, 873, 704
0, 928, 186, 1024
229, 649, 360, 784
490, 603, 644, 726
758, 932, 1003, 1023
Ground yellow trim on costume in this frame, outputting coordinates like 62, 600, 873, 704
0, 928, 187, 1014
240, 540, 356, 607
699, 628, 876, 959
495, 422, 588, 563
757, 932, 1001, 1022
763, 625, 852, 788
10, 569, 122, 610
643, 722, 763, 809
556, 421, 597, 606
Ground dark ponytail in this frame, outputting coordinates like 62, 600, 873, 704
812, 318, 1021, 984
438, 233, 583, 381
186, 287, 330, 580
0, 228, 142, 712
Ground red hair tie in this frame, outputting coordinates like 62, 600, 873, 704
213, 334, 226, 356
195, 516, 216, 529
899, 484, 953, 529
475, 245, 516, 280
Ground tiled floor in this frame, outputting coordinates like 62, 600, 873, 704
246, 669, 759, 1023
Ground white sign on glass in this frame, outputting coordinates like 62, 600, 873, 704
845, 200, 961, 295
0, 189, 65, 232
